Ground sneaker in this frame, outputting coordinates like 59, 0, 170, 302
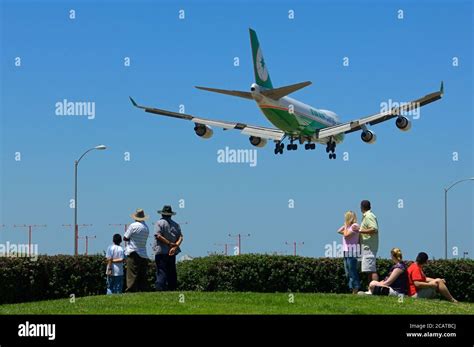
357, 290, 372, 295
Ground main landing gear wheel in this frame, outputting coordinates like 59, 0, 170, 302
287, 144, 297, 151
287, 139, 298, 151
274, 142, 284, 155
305, 143, 316, 150
326, 140, 337, 159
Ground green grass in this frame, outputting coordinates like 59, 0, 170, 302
0, 292, 473, 315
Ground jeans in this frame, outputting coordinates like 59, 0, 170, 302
343, 256, 360, 290
106, 275, 124, 294
155, 254, 177, 291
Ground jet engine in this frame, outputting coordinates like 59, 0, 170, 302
395, 116, 412, 132
194, 124, 213, 139
249, 136, 267, 148
361, 130, 377, 144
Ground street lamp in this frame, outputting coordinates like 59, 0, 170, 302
444, 177, 474, 259
74, 145, 107, 255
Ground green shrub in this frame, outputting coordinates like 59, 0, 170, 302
0, 255, 472, 304
0, 255, 106, 304
177, 255, 474, 302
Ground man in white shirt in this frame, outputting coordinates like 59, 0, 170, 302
123, 208, 150, 292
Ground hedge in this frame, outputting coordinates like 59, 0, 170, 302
0, 255, 472, 305
177, 255, 474, 303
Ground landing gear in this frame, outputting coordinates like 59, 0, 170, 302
273, 137, 317, 155
274, 142, 284, 155
326, 140, 337, 159
287, 138, 297, 151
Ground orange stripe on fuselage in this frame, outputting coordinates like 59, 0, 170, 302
259, 104, 289, 111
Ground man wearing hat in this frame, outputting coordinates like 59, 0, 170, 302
123, 208, 150, 292
153, 205, 183, 291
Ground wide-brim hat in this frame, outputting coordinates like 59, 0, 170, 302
157, 205, 176, 216
131, 208, 149, 221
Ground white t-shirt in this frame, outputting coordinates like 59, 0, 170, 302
106, 244, 124, 276
124, 221, 149, 258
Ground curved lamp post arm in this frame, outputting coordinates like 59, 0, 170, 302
76, 148, 95, 165
76, 145, 107, 165
445, 177, 474, 192
444, 177, 474, 259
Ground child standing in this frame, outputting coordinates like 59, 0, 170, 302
106, 234, 124, 294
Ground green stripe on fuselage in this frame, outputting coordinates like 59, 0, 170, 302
261, 107, 328, 136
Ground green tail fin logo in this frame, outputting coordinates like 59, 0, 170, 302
249, 28, 273, 89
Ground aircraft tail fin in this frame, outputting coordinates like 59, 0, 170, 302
249, 28, 273, 89
195, 30, 310, 101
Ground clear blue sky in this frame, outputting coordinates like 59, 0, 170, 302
1, 0, 472, 260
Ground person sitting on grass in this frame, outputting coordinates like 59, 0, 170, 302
407, 252, 458, 303
106, 234, 125, 295
368, 248, 408, 296
337, 211, 361, 294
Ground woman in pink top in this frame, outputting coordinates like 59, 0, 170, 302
337, 211, 361, 294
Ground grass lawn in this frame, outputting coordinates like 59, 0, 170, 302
0, 292, 473, 315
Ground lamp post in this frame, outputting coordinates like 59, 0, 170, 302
74, 145, 107, 256
444, 177, 474, 259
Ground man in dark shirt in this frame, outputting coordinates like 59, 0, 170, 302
153, 205, 183, 291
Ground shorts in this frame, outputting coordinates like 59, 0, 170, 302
412, 287, 437, 299
361, 252, 377, 273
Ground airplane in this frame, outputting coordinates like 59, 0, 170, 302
130, 28, 443, 160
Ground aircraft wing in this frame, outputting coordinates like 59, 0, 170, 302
129, 97, 285, 141
315, 82, 444, 140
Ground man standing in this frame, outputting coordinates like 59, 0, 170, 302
153, 205, 183, 291
124, 208, 150, 292
359, 200, 379, 284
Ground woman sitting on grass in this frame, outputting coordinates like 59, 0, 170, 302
368, 248, 408, 296
337, 211, 361, 294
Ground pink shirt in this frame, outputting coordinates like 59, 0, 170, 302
342, 223, 360, 253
